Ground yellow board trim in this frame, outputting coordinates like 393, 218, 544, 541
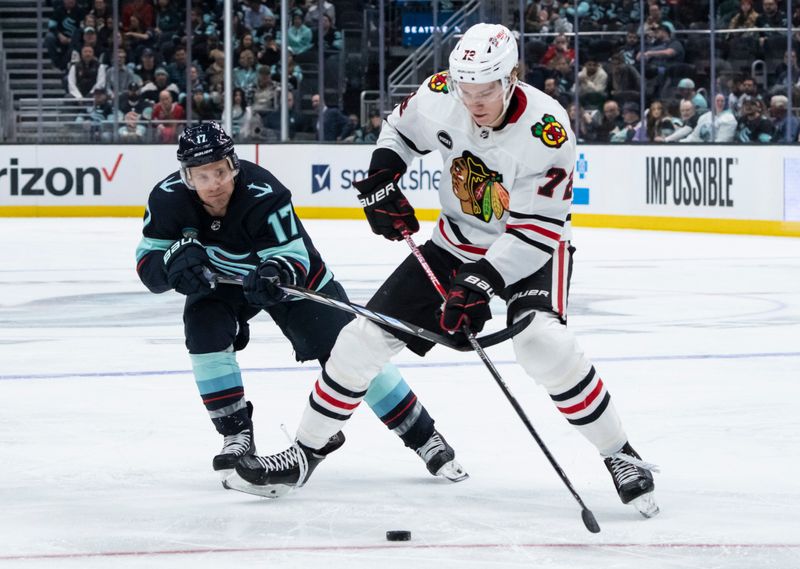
2, 206, 798, 237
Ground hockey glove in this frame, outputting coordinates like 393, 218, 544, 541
354, 169, 419, 241
163, 237, 212, 296
440, 260, 505, 334
243, 256, 305, 308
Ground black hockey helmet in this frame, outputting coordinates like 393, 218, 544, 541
177, 122, 240, 188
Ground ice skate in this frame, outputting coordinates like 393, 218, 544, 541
415, 430, 468, 482
213, 401, 256, 483
227, 431, 346, 498
604, 442, 660, 518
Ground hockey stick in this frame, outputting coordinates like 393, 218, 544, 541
400, 230, 601, 534
201, 268, 530, 353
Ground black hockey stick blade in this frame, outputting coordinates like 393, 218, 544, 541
203, 270, 531, 351
581, 508, 601, 533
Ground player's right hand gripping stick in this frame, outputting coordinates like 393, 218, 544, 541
243, 256, 304, 308
163, 237, 213, 296
440, 259, 505, 334
354, 169, 419, 241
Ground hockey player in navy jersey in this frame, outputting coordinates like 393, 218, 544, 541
135, 122, 467, 494
235, 23, 659, 517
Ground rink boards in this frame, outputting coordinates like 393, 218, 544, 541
0, 143, 799, 236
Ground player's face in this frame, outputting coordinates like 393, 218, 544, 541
458, 81, 505, 127
189, 159, 236, 212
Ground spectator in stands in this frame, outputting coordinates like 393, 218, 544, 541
166, 45, 188, 92
642, 3, 674, 45
251, 66, 280, 113
262, 90, 305, 140
256, 13, 278, 42
664, 100, 702, 142
242, 0, 274, 32
135, 47, 158, 84
577, 56, 609, 107
271, 50, 303, 90
634, 99, 678, 141
233, 49, 259, 100
681, 94, 738, 142
548, 54, 575, 94
141, 66, 180, 103
759, 0, 786, 30
541, 34, 574, 66
609, 51, 641, 98
304, 0, 336, 28
190, 87, 221, 121
70, 25, 105, 66
311, 93, 349, 141
770, 50, 799, 97
151, 88, 185, 143
107, 48, 142, 95
638, 24, 684, 75
90, 0, 111, 26
767, 95, 799, 142
231, 87, 256, 139
351, 111, 383, 144
615, 0, 642, 27
46, 0, 84, 70
118, 110, 147, 142
730, 76, 759, 114
119, 80, 151, 116
735, 96, 773, 142
258, 34, 281, 67
281, 10, 313, 56
76, 87, 113, 141
317, 14, 343, 52
205, 49, 225, 88
676, 78, 708, 112
122, 0, 155, 32
68, 45, 107, 99
610, 102, 641, 142
728, 0, 761, 31
566, 102, 594, 142
154, 0, 182, 52
588, 99, 624, 141
235, 33, 259, 62
185, 64, 205, 97
619, 26, 641, 67
543, 77, 570, 109
124, 14, 156, 62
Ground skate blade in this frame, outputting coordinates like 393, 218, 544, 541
436, 460, 469, 483
223, 472, 293, 499
631, 492, 660, 518
216, 468, 234, 484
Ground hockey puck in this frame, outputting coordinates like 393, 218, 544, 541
386, 530, 411, 541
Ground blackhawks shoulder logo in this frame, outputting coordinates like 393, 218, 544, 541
532, 114, 568, 149
428, 71, 449, 94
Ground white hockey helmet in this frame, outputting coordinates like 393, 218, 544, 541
447, 23, 519, 106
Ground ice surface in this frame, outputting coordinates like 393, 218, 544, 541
0, 219, 798, 568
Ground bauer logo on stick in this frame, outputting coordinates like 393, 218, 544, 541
532, 114, 568, 149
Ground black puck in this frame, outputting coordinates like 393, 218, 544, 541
386, 530, 411, 541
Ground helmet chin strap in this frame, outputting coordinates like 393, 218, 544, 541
484, 77, 518, 128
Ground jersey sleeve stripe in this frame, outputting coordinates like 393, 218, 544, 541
438, 218, 488, 255
509, 211, 566, 227
506, 228, 555, 254
396, 128, 432, 155
506, 222, 561, 242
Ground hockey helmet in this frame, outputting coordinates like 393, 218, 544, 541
447, 23, 519, 110
177, 122, 240, 188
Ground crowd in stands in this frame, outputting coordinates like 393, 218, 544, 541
42, 0, 800, 143
44, 0, 371, 142
519, 0, 800, 142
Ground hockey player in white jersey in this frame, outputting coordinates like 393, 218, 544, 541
232, 23, 659, 518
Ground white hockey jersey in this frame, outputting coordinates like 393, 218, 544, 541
377, 72, 577, 287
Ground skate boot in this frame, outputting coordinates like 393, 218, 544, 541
227, 431, 346, 498
415, 429, 468, 482
604, 442, 659, 518
214, 401, 256, 483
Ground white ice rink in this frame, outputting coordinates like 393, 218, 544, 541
0, 218, 798, 568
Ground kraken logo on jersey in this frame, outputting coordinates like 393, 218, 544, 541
428, 71, 450, 94
450, 151, 509, 222
532, 114, 568, 149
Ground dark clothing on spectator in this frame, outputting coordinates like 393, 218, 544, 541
588, 113, 624, 142
45, 4, 84, 69
772, 115, 800, 142
736, 115, 774, 143
316, 106, 349, 141
72, 58, 102, 98
119, 92, 151, 115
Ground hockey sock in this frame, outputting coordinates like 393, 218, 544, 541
365, 364, 434, 449
190, 349, 248, 435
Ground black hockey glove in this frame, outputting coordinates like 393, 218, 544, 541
354, 169, 419, 241
440, 260, 505, 334
163, 237, 212, 296
243, 256, 304, 308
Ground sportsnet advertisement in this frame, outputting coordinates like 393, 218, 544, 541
1, 144, 799, 234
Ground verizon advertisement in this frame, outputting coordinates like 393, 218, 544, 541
1, 144, 799, 226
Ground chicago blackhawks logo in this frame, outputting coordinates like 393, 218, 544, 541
532, 114, 568, 149
450, 151, 509, 223
428, 71, 449, 94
